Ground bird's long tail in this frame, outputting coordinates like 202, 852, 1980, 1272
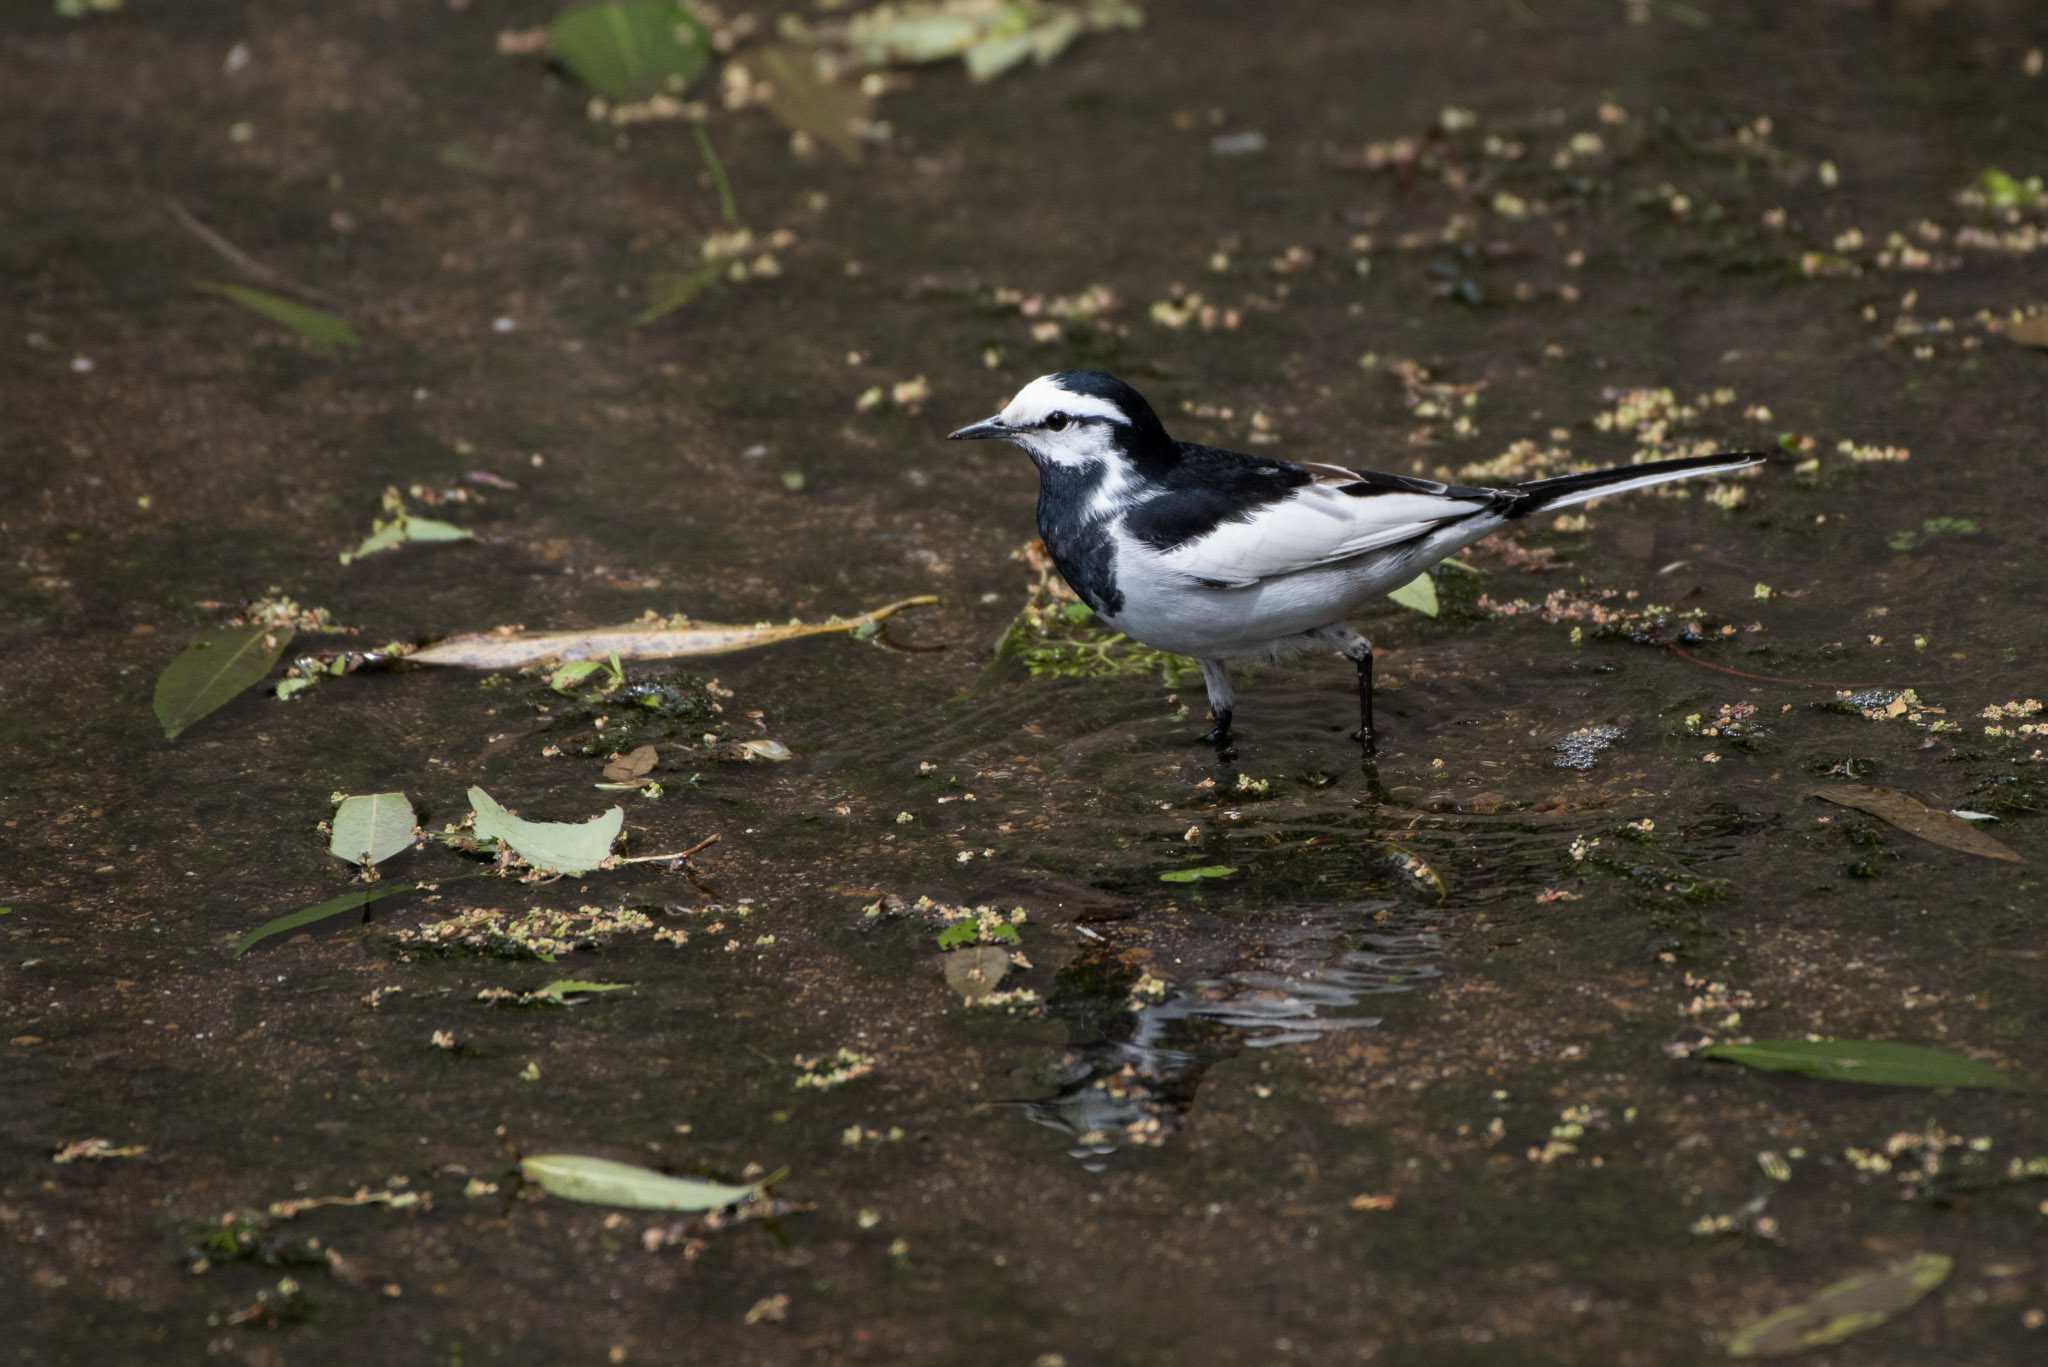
1506, 451, 1767, 517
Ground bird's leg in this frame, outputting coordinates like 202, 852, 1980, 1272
1311, 626, 1376, 748
1355, 644, 1375, 749
1198, 658, 1234, 746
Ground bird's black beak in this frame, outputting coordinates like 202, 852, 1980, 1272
948, 416, 1008, 442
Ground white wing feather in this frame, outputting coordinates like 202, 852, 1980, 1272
1156, 484, 1490, 588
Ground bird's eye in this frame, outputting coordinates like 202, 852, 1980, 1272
1045, 412, 1070, 432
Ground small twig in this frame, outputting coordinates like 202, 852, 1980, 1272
1665, 644, 1876, 690
166, 198, 279, 282
870, 611, 948, 654
164, 197, 340, 305
616, 833, 721, 865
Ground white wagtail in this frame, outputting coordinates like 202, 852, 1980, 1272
950, 370, 1766, 748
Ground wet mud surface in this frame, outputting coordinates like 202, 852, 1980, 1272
5, 1, 2048, 1362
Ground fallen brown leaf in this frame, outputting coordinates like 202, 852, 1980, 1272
1811, 784, 2023, 862
942, 946, 1012, 1003
2005, 313, 2048, 349
603, 744, 659, 783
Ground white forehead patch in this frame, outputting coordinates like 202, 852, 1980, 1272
1000, 374, 1129, 428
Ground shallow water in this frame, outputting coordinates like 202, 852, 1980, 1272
5, 1, 2047, 1362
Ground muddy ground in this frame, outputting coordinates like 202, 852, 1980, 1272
5, 0, 2048, 1362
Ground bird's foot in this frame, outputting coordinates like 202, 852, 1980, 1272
1199, 708, 1234, 748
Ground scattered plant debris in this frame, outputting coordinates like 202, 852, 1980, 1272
477, 979, 633, 1006
393, 903, 653, 960
237, 784, 713, 954
52, 1138, 147, 1163
793, 1048, 876, 1089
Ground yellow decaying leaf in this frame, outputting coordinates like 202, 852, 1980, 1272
408, 595, 938, 669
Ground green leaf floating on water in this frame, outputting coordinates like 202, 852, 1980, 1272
1700, 1039, 2017, 1090
634, 261, 724, 326
329, 792, 417, 868
1726, 1252, 1950, 1358
340, 512, 475, 564
550, 1, 712, 100
468, 787, 623, 875
519, 1154, 762, 1210
155, 623, 295, 740
1159, 865, 1235, 883
1386, 572, 1438, 617
934, 920, 1019, 949
195, 282, 359, 354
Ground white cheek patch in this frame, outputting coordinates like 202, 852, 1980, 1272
1016, 420, 1121, 472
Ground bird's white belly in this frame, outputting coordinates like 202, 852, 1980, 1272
1102, 517, 1504, 659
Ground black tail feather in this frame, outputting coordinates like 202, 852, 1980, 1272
1505, 451, 1768, 519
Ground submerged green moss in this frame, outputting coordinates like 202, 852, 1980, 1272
989, 566, 1200, 684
